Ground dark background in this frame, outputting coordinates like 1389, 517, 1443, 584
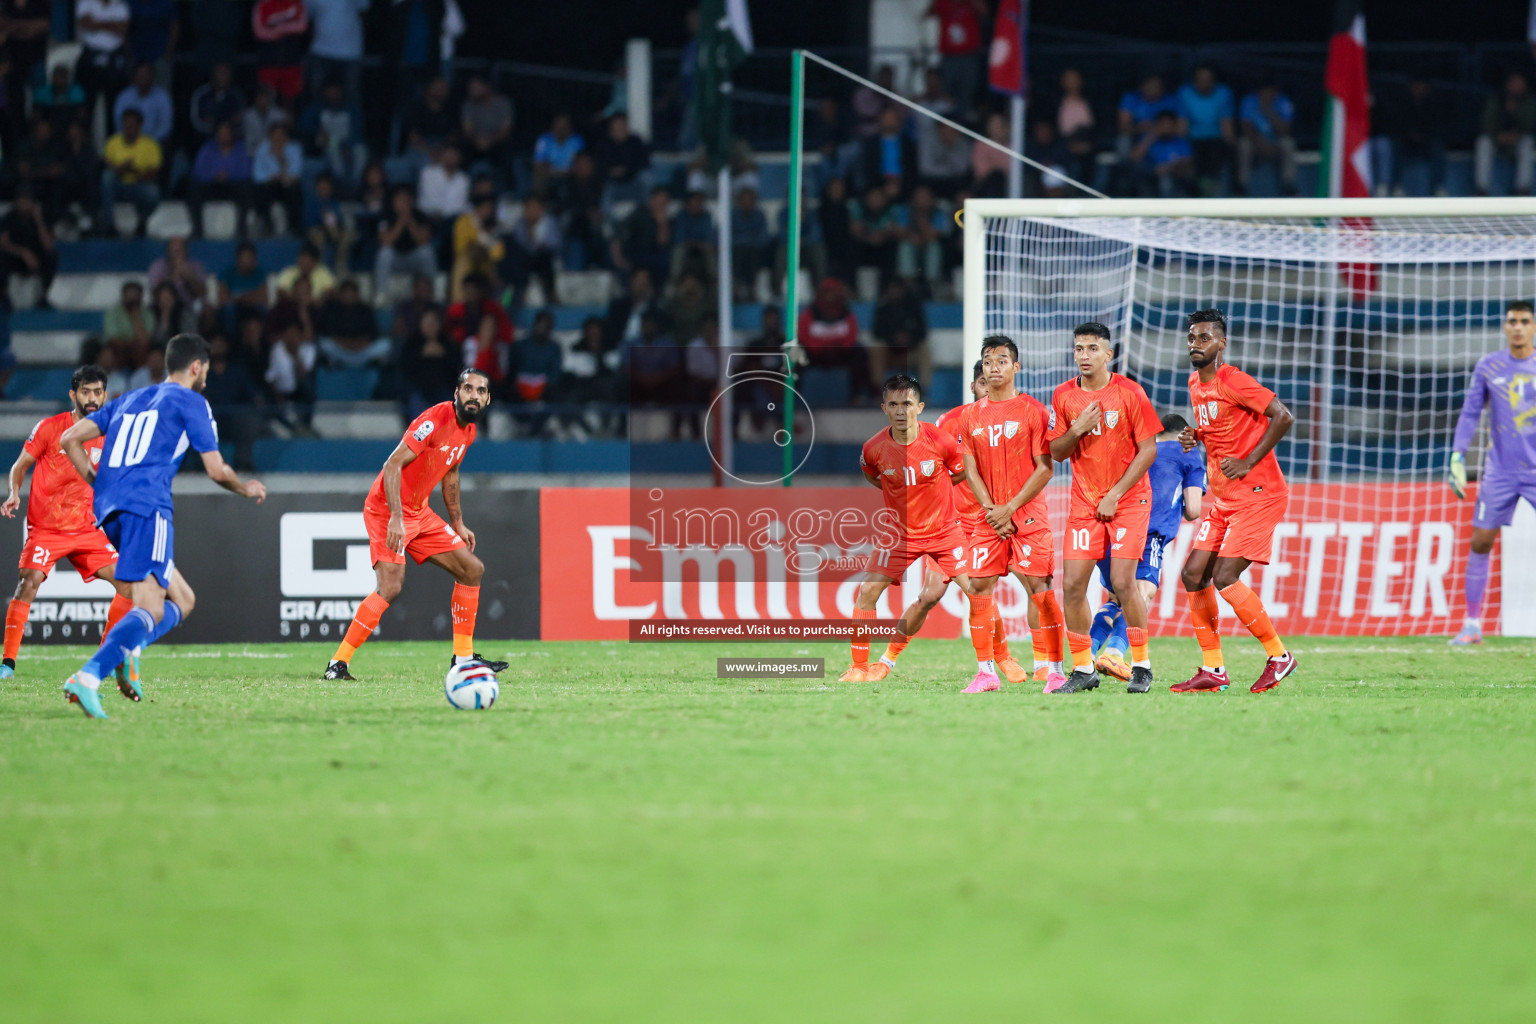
460, 0, 1536, 70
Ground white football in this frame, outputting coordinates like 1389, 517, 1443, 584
445, 660, 499, 710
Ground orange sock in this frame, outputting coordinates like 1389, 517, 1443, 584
881, 635, 910, 663
105, 593, 132, 633
992, 604, 1011, 661
1187, 586, 1224, 670
1030, 590, 1065, 662
3, 599, 30, 661
1066, 630, 1093, 672
850, 607, 875, 666
451, 584, 480, 659
1127, 626, 1150, 666
1219, 581, 1287, 658
334, 592, 389, 663
967, 593, 995, 662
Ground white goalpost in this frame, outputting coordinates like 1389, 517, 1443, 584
962, 196, 1536, 638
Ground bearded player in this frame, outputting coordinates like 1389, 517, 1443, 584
958, 336, 1066, 694
0, 366, 137, 694
840, 374, 987, 686
1173, 308, 1298, 694
1446, 299, 1536, 646
324, 369, 508, 680
1048, 322, 1162, 695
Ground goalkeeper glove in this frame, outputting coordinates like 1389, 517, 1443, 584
1448, 452, 1467, 500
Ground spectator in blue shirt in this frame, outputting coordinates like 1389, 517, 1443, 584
533, 113, 585, 203
304, 0, 368, 107
1176, 65, 1235, 195
894, 183, 949, 296
671, 189, 715, 280
1116, 74, 1179, 168
34, 64, 89, 136
189, 62, 246, 140
188, 121, 254, 238
1131, 110, 1194, 197
113, 62, 173, 143
730, 186, 772, 302
1238, 83, 1296, 196
254, 121, 306, 236
218, 241, 270, 330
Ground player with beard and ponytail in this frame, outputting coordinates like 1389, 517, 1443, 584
324, 370, 508, 681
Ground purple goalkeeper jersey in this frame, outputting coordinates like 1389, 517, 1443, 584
1452, 348, 1536, 482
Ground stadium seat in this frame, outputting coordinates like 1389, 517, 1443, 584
315, 368, 381, 401
6, 367, 77, 401
796, 367, 850, 407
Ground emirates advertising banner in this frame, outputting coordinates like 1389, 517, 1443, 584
541, 484, 1533, 641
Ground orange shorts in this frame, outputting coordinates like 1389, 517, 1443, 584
969, 516, 1054, 579
363, 503, 467, 566
1192, 493, 1288, 565
20, 525, 118, 581
866, 523, 969, 580
1066, 495, 1152, 561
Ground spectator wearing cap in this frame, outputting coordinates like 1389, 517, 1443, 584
304, 0, 367, 106
113, 61, 173, 144
190, 63, 247, 141
189, 121, 254, 238
254, 120, 305, 234
375, 186, 437, 302
100, 108, 162, 237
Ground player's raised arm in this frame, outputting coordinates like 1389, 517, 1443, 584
59, 417, 104, 484
440, 463, 474, 552
1, 448, 37, 518
1223, 396, 1295, 480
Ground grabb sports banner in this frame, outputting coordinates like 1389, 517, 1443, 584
0, 492, 541, 644
540, 484, 1529, 640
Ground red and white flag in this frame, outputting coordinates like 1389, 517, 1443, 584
1320, 0, 1370, 198
988, 0, 1026, 96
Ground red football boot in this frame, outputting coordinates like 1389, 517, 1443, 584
1170, 667, 1230, 693
1250, 652, 1297, 693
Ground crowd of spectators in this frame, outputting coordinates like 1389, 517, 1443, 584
2, 3, 1535, 430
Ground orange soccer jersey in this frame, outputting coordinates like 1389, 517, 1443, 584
23, 412, 104, 533
1189, 364, 1288, 503
937, 402, 982, 522
1048, 373, 1162, 509
956, 393, 1053, 531
860, 421, 964, 545
365, 402, 476, 517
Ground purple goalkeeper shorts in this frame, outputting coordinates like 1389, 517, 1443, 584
1473, 474, 1536, 529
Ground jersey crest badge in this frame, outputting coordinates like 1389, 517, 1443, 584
89, 447, 101, 467
1206, 400, 1219, 420
920, 460, 935, 477
1105, 409, 1119, 428
1003, 420, 1019, 438
412, 419, 436, 442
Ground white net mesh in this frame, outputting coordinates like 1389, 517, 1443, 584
981, 212, 1536, 638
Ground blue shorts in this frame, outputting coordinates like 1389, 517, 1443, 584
1097, 532, 1168, 594
100, 510, 175, 588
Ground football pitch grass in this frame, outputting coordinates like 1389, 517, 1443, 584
3, 636, 1535, 1023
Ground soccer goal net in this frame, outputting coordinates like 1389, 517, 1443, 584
963, 198, 1536, 638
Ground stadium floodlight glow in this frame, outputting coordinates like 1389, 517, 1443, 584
962, 195, 1536, 637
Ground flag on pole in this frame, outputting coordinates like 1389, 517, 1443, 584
988, 0, 1026, 96
693, 0, 753, 172
1319, 0, 1370, 198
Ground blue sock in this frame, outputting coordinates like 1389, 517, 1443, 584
82, 608, 156, 679
1108, 606, 1130, 655
144, 600, 182, 647
1090, 601, 1121, 655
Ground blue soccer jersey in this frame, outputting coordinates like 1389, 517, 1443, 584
88, 382, 220, 521
1146, 438, 1207, 540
